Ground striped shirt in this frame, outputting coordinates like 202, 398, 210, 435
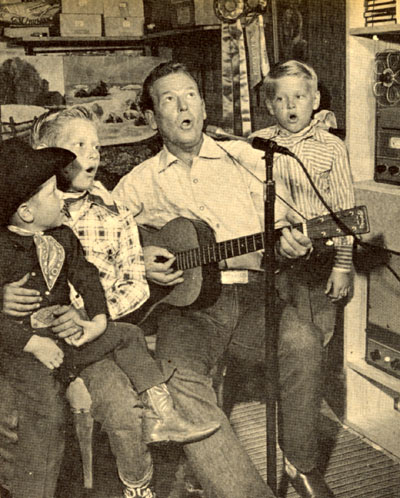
64, 181, 150, 320
251, 111, 355, 271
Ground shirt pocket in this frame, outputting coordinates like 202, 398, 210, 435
90, 239, 118, 264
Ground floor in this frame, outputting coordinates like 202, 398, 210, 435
54, 340, 400, 498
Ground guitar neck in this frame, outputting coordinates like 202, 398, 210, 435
173, 206, 369, 271
174, 225, 303, 271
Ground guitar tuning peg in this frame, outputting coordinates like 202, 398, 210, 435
325, 239, 334, 246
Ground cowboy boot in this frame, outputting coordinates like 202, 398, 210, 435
141, 384, 220, 444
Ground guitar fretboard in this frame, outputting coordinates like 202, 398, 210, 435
172, 205, 369, 271
175, 232, 266, 270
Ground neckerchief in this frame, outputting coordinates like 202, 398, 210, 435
7, 225, 65, 291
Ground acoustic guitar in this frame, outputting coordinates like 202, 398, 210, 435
133, 206, 369, 324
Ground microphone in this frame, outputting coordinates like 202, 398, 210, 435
206, 125, 293, 156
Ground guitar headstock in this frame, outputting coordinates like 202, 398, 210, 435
306, 206, 370, 240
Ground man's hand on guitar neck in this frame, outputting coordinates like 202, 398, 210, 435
143, 246, 184, 286
277, 213, 313, 260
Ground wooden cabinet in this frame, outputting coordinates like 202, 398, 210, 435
345, 2, 400, 459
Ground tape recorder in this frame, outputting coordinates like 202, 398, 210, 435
374, 51, 400, 185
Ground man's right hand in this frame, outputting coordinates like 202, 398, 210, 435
143, 246, 184, 286
2, 273, 42, 317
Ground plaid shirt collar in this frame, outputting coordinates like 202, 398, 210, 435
63, 181, 119, 216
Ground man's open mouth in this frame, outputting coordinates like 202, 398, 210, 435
180, 118, 192, 129
86, 167, 96, 174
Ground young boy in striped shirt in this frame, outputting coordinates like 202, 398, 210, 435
251, 60, 355, 346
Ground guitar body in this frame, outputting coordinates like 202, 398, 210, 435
140, 217, 221, 311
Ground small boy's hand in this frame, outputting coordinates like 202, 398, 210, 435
23, 335, 64, 370
67, 314, 107, 347
325, 270, 352, 302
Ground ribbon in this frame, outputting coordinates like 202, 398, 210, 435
221, 19, 252, 136
246, 14, 270, 89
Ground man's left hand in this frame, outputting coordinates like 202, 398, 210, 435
51, 305, 84, 339
278, 226, 312, 259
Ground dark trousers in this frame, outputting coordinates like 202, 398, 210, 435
0, 356, 66, 498
69, 321, 173, 393
154, 271, 325, 498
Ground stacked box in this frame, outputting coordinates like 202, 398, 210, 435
103, 0, 144, 18
104, 17, 144, 36
60, 13, 102, 36
60, 0, 103, 36
61, 0, 103, 14
103, 0, 144, 37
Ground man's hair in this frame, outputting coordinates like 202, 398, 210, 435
264, 60, 318, 101
31, 106, 95, 148
140, 61, 198, 112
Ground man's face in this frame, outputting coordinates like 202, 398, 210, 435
55, 118, 100, 192
266, 75, 320, 134
145, 72, 206, 153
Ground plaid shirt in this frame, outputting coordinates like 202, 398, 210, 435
64, 182, 149, 320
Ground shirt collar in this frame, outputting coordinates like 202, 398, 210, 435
158, 134, 224, 173
257, 110, 337, 145
4, 225, 36, 250
64, 181, 119, 216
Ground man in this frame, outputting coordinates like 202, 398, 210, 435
111, 61, 335, 498
1, 62, 333, 498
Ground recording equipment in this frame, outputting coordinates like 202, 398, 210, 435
366, 250, 400, 378
205, 125, 293, 156
374, 51, 400, 185
375, 107, 400, 185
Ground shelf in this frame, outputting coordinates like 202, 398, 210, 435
350, 24, 400, 42
347, 358, 400, 393
6, 24, 221, 55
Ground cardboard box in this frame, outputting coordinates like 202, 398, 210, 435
169, 0, 220, 28
61, 0, 103, 14
103, 0, 144, 18
104, 16, 144, 36
194, 0, 220, 25
60, 14, 102, 36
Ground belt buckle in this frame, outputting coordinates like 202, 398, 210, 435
220, 270, 249, 285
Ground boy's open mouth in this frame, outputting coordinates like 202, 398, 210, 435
288, 113, 298, 121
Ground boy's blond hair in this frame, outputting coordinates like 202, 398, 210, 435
31, 106, 96, 149
264, 60, 318, 101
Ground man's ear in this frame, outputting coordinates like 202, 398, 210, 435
144, 110, 158, 131
313, 90, 321, 111
202, 99, 207, 121
266, 100, 275, 116
16, 203, 34, 224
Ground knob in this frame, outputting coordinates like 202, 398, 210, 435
376, 164, 387, 174
370, 349, 381, 361
391, 358, 400, 370
389, 165, 400, 176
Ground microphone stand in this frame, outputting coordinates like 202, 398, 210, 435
264, 144, 278, 496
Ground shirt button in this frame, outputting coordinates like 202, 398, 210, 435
31, 272, 36, 277
199, 206, 204, 211
45, 291, 50, 296
193, 178, 199, 184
